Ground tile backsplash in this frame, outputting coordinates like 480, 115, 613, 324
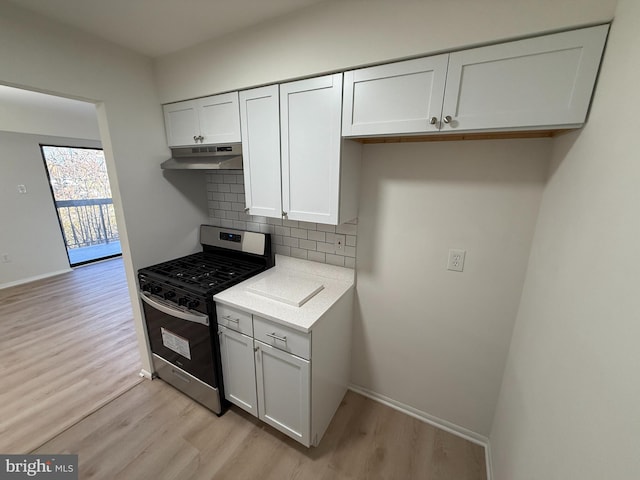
206, 171, 357, 268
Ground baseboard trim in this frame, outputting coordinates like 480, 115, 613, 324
139, 369, 154, 380
0, 268, 72, 290
348, 384, 492, 479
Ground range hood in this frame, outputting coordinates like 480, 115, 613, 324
161, 143, 242, 170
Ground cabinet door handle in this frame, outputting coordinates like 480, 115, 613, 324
430, 116, 438, 125
223, 315, 240, 323
266, 332, 287, 343
244, 207, 250, 213
282, 211, 288, 218
443, 115, 453, 124
193, 135, 198, 142
254, 346, 259, 352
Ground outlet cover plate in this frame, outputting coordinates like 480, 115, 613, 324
447, 249, 466, 272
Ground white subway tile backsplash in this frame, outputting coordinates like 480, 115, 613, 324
290, 228, 308, 239
344, 246, 356, 258
283, 219, 299, 228
326, 254, 345, 267
317, 242, 335, 254
336, 223, 357, 235
317, 223, 336, 233
283, 236, 299, 248
207, 172, 357, 268
307, 251, 326, 263
308, 230, 326, 242
290, 247, 308, 259
299, 239, 317, 251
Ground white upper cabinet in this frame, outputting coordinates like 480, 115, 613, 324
163, 92, 241, 147
342, 25, 608, 137
281, 73, 360, 225
342, 55, 449, 136
239, 85, 282, 218
441, 25, 609, 132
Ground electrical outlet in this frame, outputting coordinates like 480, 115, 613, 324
447, 249, 466, 272
1, 253, 10, 263
334, 234, 345, 253
17, 184, 27, 194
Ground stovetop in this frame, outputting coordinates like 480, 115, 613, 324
139, 251, 265, 296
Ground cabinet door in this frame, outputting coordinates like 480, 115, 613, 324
218, 325, 258, 417
442, 25, 609, 132
255, 340, 310, 446
239, 86, 283, 218
197, 92, 242, 144
342, 55, 449, 136
280, 73, 343, 224
163, 100, 200, 147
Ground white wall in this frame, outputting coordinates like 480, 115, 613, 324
0, 2, 209, 373
353, 140, 551, 436
490, 1, 640, 477
0, 132, 101, 287
152, 0, 618, 436
155, 0, 616, 103
0, 86, 100, 140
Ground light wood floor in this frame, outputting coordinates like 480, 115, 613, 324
3, 259, 486, 479
0, 258, 142, 453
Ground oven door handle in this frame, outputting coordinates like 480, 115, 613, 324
139, 292, 209, 326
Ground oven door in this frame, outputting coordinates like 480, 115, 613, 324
140, 292, 217, 387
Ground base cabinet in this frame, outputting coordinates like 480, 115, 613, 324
255, 340, 310, 445
218, 325, 258, 416
216, 296, 352, 448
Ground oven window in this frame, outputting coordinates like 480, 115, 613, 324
142, 301, 217, 387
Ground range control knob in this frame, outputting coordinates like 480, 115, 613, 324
187, 300, 200, 310
178, 297, 188, 307
164, 291, 176, 300
151, 285, 162, 294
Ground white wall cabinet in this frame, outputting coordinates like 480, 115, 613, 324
342, 55, 449, 136
342, 25, 609, 136
163, 92, 241, 147
239, 85, 282, 218
240, 75, 361, 224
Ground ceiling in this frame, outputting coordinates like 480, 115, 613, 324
7, 0, 330, 58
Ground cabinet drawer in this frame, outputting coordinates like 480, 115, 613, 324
253, 316, 310, 360
216, 304, 253, 335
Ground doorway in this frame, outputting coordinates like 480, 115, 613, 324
40, 144, 122, 266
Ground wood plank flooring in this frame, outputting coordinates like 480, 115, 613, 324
2, 259, 486, 479
0, 258, 142, 453
36, 379, 486, 479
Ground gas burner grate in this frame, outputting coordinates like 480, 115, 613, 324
140, 252, 264, 294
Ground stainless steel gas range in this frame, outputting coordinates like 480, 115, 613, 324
137, 225, 273, 414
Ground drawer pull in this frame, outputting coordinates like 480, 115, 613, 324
223, 315, 240, 323
266, 332, 287, 343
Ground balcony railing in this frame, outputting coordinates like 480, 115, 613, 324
55, 198, 120, 249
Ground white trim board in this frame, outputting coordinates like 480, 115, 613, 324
0, 268, 72, 290
348, 384, 493, 480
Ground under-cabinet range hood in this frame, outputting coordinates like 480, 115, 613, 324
161, 143, 242, 170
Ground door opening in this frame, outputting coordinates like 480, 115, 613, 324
40, 144, 122, 266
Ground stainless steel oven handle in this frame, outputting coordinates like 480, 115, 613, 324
139, 292, 209, 326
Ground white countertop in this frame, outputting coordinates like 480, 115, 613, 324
213, 255, 355, 332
